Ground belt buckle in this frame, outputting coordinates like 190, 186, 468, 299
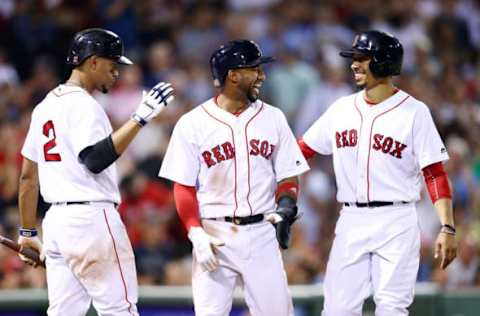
233, 217, 242, 225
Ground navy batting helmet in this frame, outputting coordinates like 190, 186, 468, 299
340, 30, 403, 77
66, 28, 133, 66
210, 40, 275, 87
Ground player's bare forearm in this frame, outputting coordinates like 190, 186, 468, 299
18, 158, 39, 229
111, 119, 143, 155
433, 197, 457, 269
434, 198, 454, 226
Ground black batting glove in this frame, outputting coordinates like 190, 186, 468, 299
266, 196, 298, 249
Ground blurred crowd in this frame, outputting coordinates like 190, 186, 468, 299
1, 0, 480, 293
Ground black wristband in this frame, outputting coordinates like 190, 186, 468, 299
442, 224, 456, 233
19, 228, 38, 237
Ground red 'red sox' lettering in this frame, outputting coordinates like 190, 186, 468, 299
336, 129, 358, 148
202, 141, 235, 168
202, 139, 275, 168
372, 133, 407, 158
250, 139, 275, 160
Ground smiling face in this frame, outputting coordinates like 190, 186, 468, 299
231, 65, 266, 102
350, 54, 374, 88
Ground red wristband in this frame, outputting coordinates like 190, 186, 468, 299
276, 181, 299, 201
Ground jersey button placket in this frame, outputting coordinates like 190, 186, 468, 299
357, 115, 371, 202
234, 122, 248, 216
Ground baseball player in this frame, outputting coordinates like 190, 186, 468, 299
297, 30, 458, 315
159, 40, 309, 316
17, 28, 174, 316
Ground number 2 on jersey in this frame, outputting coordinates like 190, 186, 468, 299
43, 120, 62, 161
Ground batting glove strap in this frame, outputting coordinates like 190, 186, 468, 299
19, 228, 38, 237
131, 113, 147, 127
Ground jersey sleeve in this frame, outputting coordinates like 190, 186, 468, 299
272, 109, 310, 181
21, 110, 38, 162
302, 104, 334, 155
413, 104, 449, 169
159, 115, 200, 186
69, 96, 111, 158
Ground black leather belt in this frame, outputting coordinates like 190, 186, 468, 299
66, 201, 89, 205
53, 201, 119, 208
206, 214, 264, 225
344, 201, 408, 208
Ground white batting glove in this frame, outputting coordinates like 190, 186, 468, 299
17, 235, 45, 267
188, 226, 224, 272
266, 211, 303, 224
131, 82, 174, 126
265, 213, 284, 224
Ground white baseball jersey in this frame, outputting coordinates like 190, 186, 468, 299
159, 98, 309, 218
21, 84, 121, 204
303, 89, 449, 203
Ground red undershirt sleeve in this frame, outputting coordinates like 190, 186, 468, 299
422, 162, 452, 203
173, 182, 201, 231
297, 138, 317, 160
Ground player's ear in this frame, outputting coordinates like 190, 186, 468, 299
227, 69, 240, 85
91, 56, 98, 70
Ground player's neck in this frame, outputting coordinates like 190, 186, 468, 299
364, 81, 397, 104
215, 93, 249, 114
65, 70, 94, 94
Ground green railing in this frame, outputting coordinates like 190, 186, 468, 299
0, 283, 479, 315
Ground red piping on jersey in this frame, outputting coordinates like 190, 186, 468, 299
52, 88, 83, 97
244, 102, 265, 215
103, 209, 134, 316
366, 95, 410, 201
353, 95, 363, 163
363, 88, 399, 105
214, 95, 246, 116
201, 105, 239, 217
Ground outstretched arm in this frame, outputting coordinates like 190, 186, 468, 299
80, 82, 174, 174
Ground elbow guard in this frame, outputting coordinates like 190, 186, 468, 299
79, 135, 120, 174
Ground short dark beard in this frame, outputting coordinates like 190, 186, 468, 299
247, 80, 260, 102
247, 88, 258, 102
101, 85, 109, 94
355, 82, 366, 90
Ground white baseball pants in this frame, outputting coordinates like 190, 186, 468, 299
192, 219, 294, 316
42, 202, 139, 316
322, 203, 420, 316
